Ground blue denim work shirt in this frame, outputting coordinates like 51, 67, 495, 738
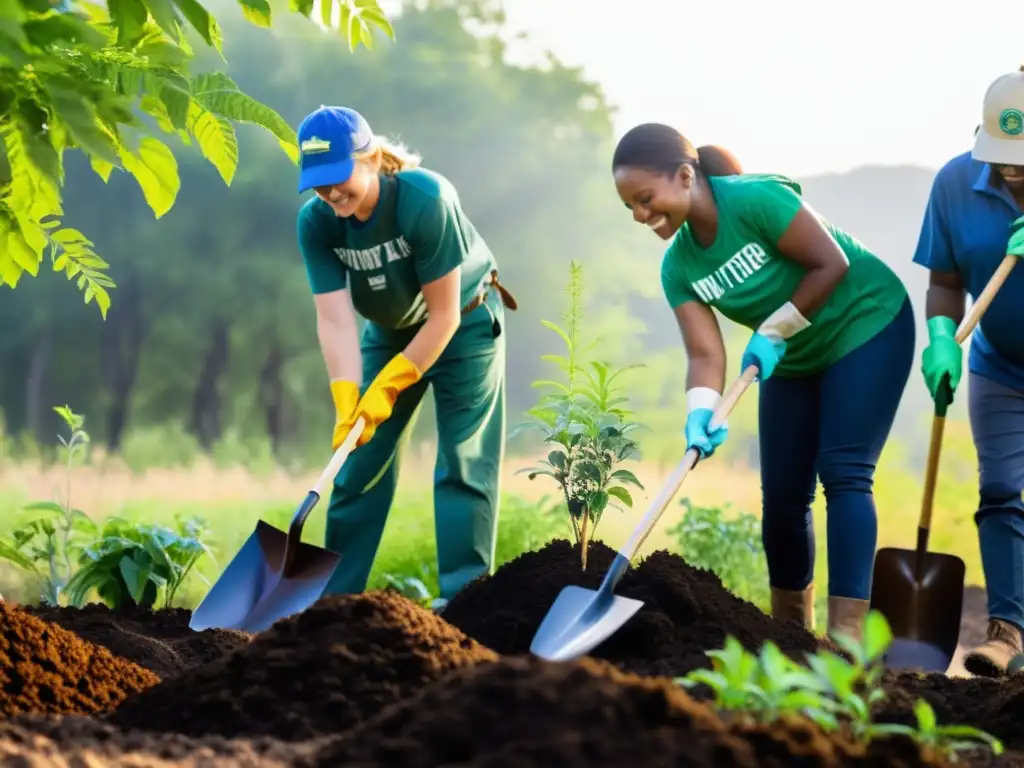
912, 151, 1024, 392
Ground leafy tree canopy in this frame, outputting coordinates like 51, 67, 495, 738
0, 0, 394, 316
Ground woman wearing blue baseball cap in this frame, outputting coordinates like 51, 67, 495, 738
295, 105, 517, 604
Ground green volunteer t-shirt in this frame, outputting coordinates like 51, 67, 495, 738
297, 167, 496, 330
660, 173, 907, 376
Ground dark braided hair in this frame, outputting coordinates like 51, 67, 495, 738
612, 122, 743, 179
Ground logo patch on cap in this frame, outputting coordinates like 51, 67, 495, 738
301, 137, 331, 154
999, 109, 1024, 136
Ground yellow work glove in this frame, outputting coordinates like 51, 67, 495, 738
341, 353, 423, 448
330, 379, 361, 451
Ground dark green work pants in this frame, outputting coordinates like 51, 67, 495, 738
321, 300, 506, 600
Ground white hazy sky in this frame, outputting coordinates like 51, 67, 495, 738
487, 0, 1024, 177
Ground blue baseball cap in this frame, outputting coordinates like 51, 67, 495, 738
296, 106, 375, 193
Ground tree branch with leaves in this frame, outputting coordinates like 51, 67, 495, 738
0, 0, 394, 316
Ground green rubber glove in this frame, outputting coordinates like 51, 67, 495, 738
921, 316, 962, 404
1010, 215, 1024, 257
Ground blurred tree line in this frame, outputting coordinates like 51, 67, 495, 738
1, 0, 731, 470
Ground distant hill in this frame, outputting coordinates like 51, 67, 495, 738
797, 164, 939, 305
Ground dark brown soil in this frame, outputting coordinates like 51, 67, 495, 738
0, 538, 1020, 766
24, 602, 251, 678
312, 654, 947, 768
106, 589, 499, 741
442, 538, 831, 677
875, 671, 1024, 753
0, 714, 312, 766
0, 601, 159, 718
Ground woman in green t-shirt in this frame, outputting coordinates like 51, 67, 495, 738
611, 122, 915, 641
295, 105, 517, 607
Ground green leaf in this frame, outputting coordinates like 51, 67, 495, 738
547, 450, 566, 470
0, 539, 38, 572
22, 500, 65, 515
186, 101, 238, 185
140, 0, 183, 41
107, 0, 149, 44
609, 468, 643, 488
190, 72, 298, 163
862, 610, 893, 661
237, 0, 271, 26
171, 0, 222, 53
607, 486, 633, 507
89, 156, 114, 183
913, 698, 937, 732
119, 553, 150, 603
118, 136, 179, 218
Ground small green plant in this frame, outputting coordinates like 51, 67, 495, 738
382, 566, 447, 611
667, 499, 769, 610
868, 699, 1004, 762
64, 515, 215, 610
677, 636, 836, 730
511, 261, 646, 569
675, 611, 1003, 760
0, 406, 99, 605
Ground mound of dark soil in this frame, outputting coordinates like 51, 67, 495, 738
442, 538, 829, 677
876, 671, 1024, 754
107, 590, 498, 741
312, 654, 945, 768
0, 714, 312, 767
24, 602, 251, 678
0, 601, 159, 718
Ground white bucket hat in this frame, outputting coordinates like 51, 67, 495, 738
972, 67, 1024, 166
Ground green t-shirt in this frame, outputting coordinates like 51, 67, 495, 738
660, 173, 907, 376
297, 167, 496, 330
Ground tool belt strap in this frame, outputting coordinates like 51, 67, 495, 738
462, 270, 518, 315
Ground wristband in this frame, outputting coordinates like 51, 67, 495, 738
757, 301, 810, 340
686, 386, 721, 413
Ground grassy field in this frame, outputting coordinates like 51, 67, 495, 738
0, 413, 989, 635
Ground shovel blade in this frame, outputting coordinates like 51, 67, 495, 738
530, 585, 644, 662
189, 520, 341, 633
870, 546, 966, 673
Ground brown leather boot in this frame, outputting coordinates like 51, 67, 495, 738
827, 596, 869, 644
963, 619, 1023, 678
770, 585, 815, 630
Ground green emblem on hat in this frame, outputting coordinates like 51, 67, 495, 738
999, 108, 1024, 136
301, 137, 331, 154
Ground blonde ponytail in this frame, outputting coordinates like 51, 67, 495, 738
354, 135, 422, 176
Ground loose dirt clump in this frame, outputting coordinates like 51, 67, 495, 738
443, 538, 829, 677
312, 654, 946, 768
25, 602, 251, 678
0, 601, 159, 718
107, 590, 498, 741
0, 714, 314, 767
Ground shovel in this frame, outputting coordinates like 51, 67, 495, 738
189, 417, 365, 633
530, 365, 760, 662
871, 253, 1018, 673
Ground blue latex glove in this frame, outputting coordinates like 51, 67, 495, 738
741, 332, 787, 381
684, 408, 728, 459
1010, 215, 1024, 257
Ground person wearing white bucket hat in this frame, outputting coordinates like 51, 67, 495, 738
911, 66, 1024, 677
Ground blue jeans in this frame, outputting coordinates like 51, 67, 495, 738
968, 372, 1024, 632
758, 296, 915, 600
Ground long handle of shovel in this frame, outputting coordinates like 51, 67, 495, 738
915, 253, 1018, 574
282, 417, 366, 576
599, 365, 759, 591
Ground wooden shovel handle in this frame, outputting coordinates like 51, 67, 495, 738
918, 253, 1018, 537
619, 365, 759, 562
955, 253, 1018, 344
